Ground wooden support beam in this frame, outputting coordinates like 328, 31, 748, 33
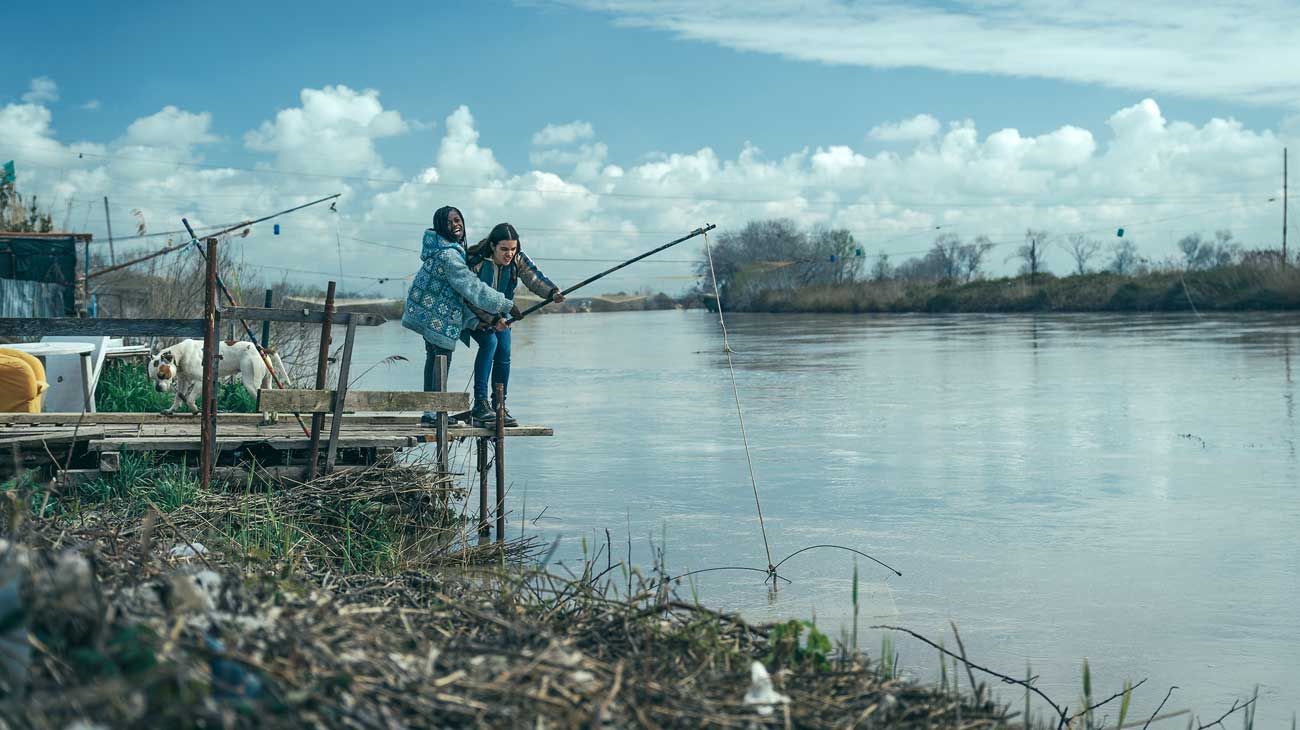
306, 281, 336, 480
220, 306, 385, 327
258, 389, 470, 414
478, 437, 489, 537
435, 354, 449, 474
494, 382, 506, 543
0, 318, 206, 337
199, 238, 219, 490
324, 319, 357, 474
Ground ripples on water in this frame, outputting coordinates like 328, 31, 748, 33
353, 310, 1299, 723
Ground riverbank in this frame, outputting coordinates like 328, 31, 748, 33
739, 265, 1300, 313
1, 459, 1006, 728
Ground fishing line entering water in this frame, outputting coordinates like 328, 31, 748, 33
702, 231, 775, 574
699, 232, 902, 587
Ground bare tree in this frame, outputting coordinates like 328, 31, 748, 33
695, 219, 861, 308
0, 182, 54, 232
928, 234, 965, 281
1009, 229, 1051, 283
1108, 239, 1140, 274
1178, 229, 1242, 270
808, 226, 864, 283
1061, 233, 1101, 275
960, 235, 995, 282
871, 251, 893, 281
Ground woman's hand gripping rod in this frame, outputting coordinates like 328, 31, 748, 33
506, 224, 716, 325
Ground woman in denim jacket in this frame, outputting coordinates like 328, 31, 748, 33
461, 222, 564, 426
401, 206, 514, 424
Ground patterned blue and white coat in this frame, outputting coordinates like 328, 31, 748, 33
401, 230, 513, 350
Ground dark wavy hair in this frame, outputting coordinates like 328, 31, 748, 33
467, 222, 521, 263
432, 205, 465, 243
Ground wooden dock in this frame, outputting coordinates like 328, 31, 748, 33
1, 235, 548, 541
0, 411, 551, 483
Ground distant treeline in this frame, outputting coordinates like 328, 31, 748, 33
699, 220, 1299, 313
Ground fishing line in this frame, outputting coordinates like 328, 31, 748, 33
702, 230, 776, 575
694, 230, 902, 587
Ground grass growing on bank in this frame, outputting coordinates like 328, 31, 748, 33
746, 264, 1300, 314
94, 360, 258, 413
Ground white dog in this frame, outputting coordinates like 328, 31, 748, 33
148, 339, 286, 414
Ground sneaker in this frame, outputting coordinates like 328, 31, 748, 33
470, 398, 496, 427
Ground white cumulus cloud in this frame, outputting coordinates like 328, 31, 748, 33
123, 106, 218, 148
21, 77, 58, 104
870, 114, 941, 142
532, 121, 595, 146
245, 85, 409, 179
2, 83, 1290, 295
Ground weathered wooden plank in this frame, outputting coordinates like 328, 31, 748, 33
0, 318, 205, 337
410, 426, 554, 440
0, 428, 107, 447
55, 469, 103, 488
221, 306, 385, 327
87, 435, 411, 452
0, 412, 433, 426
258, 389, 470, 413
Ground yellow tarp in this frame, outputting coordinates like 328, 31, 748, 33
0, 348, 48, 412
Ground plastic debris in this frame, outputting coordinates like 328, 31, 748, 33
168, 542, 207, 558
743, 660, 789, 716
205, 634, 264, 700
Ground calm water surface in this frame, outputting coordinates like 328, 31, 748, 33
353, 311, 1299, 724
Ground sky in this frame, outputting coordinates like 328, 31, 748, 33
3, 0, 1299, 296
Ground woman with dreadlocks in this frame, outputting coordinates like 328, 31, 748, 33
402, 205, 515, 425
460, 222, 564, 426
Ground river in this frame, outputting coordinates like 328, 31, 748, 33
351, 310, 1299, 725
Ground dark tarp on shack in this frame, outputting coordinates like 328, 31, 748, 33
0, 233, 82, 316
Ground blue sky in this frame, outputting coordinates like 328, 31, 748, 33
3, 0, 1297, 293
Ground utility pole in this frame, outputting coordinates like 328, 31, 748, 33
1284, 147, 1289, 266
102, 196, 116, 265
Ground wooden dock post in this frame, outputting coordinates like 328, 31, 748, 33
435, 355, 449, 474
477, 437, 489, 537
306, 281, 336, 480
199, 238, 219, 490
324, 318, 357, 474
260, 289, 273, 348
494, 382, 506, 542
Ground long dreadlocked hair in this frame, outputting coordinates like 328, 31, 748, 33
467, 222, 521, 265
431, 205, 466, 243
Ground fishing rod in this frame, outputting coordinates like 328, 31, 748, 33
86, 193, 342, 280
507, 223, 716, 324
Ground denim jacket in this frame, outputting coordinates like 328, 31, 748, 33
460, 250, 558, 342
401, 230, 513, 350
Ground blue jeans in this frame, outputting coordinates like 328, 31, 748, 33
470, 328, 511, 403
